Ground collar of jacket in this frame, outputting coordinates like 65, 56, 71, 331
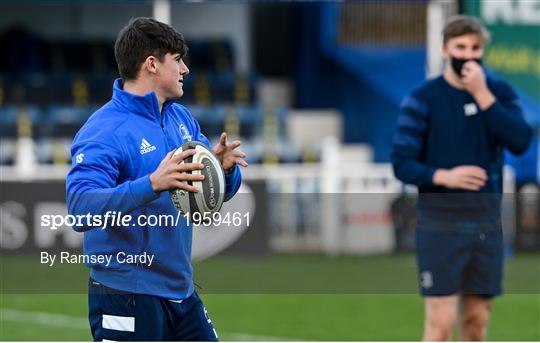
112, 78, 175, 121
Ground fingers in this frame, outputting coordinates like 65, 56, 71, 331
231, 149, 246, 158
469, 174, 487, 184
461, 176, 485, 189
464, 174, 486, 185
462, 166, 488, 181
173, 162, 204, 172
458, 166, 487, 190
153, 149, 206, 193
220, 132, 228, 146
160, 149, 176, 166
213, 134, 245, 167
235, 157, 248, 167
219, 132, 242, 149
463, 60, 480, 73
213, 134, 248, 169
461, 62, 483, 83
229, 140, 241, 150
165, 149, 176, 160
172, 172, 205, 193
175, 172, 205, 182
461, 69, 473, 83
462, 61, 475, 71
448, 165, 489, 191
223, 150, 248, 168
213, 140, 241, 155
172, 181, 199, 193
170, 149, 196, 164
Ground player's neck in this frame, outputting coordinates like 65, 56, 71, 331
443, 67, 466, 90
123, 78, 165, 112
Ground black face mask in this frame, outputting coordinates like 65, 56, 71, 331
450, 56, 482, 77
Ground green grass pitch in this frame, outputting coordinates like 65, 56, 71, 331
1, 253, 539, 341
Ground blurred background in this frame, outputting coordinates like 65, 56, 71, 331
0, 0, 539, 341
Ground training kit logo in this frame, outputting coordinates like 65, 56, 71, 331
141, 138, 156, 155
179, 124, 192, 141
464, 103, 478, 116
140, 138, 157, 155
420, 271, 433, 289
75, 153, 84, 164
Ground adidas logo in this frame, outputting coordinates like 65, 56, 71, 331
140, 138, 156, 155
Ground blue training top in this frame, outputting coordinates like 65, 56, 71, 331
66, 79, 242, 299
392, 75, 532, 222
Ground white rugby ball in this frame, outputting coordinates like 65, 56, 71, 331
170, 141, 225, 216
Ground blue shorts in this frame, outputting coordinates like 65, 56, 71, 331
415, 219, 503, 297
88, 279, 218, 341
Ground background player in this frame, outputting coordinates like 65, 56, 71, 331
392, 15, 532, 341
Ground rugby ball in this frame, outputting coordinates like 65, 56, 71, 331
170, 141, 225, 216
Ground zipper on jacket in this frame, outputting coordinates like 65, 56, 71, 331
160, 113, 175, 151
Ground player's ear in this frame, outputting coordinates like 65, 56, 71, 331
143, 55, 158, 74
441, 44, 449, 60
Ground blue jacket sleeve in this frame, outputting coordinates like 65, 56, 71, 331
222, 165, 242, 202
484, 83, 533, 155
189, 115, 242, 202
391, 95, 437, 187
66, 140, 160, 231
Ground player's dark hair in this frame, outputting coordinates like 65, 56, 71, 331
442, 15, 490, 45
114, 17, 188, 80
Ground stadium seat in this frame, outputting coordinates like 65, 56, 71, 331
0, 138, 15, 165
0, 104, 42, 139
47, 104, 92, 138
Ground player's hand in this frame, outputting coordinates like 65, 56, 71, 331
149, 149, 205, 193
212, 132, 248, 172
461, 60, 496, 110
461, 60, 487, 96
433, 165, 488, 191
